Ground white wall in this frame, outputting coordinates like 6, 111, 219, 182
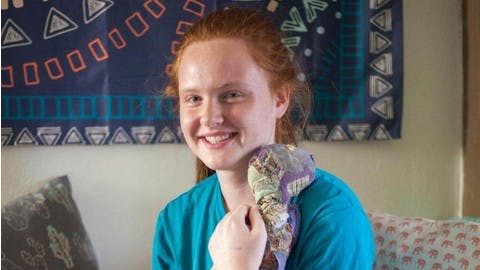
1, 0, 463, 269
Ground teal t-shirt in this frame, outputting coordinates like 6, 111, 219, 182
152, 168, 375, 269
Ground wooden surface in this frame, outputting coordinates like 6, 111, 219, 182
463, 0, 480, 216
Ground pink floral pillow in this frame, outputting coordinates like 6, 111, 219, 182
368, 211, 480, 270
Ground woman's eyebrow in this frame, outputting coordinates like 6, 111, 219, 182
178, 88, 198, 95
178, 82, 253, 95
214, 82, 249, 90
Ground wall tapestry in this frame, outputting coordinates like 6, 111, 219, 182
1, 0, 402, 145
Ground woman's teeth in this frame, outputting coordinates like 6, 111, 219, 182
204, 134, 231, 144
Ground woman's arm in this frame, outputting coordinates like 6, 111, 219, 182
152, 210, 176, 270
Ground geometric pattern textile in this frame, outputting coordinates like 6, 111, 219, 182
1, 0, 403, 146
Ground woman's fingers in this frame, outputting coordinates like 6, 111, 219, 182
249, 206, 266, 234
209, 204, 267, 270
232, 204, 249, 223
225, 205, 252, 234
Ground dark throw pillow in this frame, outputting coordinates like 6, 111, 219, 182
2, 175, 98, 269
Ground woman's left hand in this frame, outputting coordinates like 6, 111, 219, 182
209, 204, 267, 270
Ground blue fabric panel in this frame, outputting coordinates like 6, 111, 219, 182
1, 0, 402, 145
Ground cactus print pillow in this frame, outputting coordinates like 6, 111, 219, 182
1, 175, 98, 270
368, 211, 480, 270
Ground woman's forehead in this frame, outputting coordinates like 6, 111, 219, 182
181, 38, 251, 59
179, 43, 251, 75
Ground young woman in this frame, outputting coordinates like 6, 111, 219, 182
152, 8, 375, 270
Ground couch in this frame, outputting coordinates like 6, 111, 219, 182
2, 175, 479, 269
368, 212, 480, 270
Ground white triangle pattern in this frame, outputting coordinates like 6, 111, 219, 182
370, 9, 392, 31
110, 127, 133, 144
63, 127, 85, 145
281, 36, 301, 60
304, 0, 329, 23
83, 0, 114, 24
306, 125, 328, 142
371, 96, 393, 119
156, 126, 177, 143
44, 7, 79, 39
1, 19, 32, 49
367, 4, 397, 141
15, 128, 38, 145
370, 53, 393, 75
281, 7, 307, 32
131, 126, 155, 144
348, 124, 371, 142
37, 127, 62, 145
2, 128, 14, 146
85, 126, 109, 145
369, 0, 391, 9
327, 125, 349, 141
370, 75, 393, 98
370, 31, 391, 54
370, 124, 392, 140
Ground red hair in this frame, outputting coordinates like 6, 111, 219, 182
165, 8, 311, 183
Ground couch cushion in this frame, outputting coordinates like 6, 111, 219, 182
368, 211, 480, 270
2, 175, 98, 269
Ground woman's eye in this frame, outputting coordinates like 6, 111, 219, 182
222, 91, 243, 101
185, 96, 201, 104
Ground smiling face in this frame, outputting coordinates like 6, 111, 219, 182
178, 38, 289, 174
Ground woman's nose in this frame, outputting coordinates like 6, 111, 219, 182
199, 100, 224, 127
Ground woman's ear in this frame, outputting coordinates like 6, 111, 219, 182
274, 86, 290, 118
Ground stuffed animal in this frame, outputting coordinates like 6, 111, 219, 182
248, 144, 316, 270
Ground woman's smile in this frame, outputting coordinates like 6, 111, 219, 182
199, 132, 238, 147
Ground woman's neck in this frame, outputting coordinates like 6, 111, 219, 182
216, 170, 256, 212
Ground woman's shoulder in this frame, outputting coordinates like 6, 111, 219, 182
296, 168, 366, 215
161, 174, 219, 214
287, 168, 375, 268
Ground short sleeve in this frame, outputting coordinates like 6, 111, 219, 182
152, 209, 177, 270
151, 176, 222, 270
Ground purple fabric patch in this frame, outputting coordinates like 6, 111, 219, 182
248, 144, 315, 270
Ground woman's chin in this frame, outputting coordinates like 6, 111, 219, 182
202, 155, 251, 174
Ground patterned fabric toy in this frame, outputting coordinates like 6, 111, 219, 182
248, 144, 316, 270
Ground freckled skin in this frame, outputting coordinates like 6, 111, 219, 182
178, 38, 288, 174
